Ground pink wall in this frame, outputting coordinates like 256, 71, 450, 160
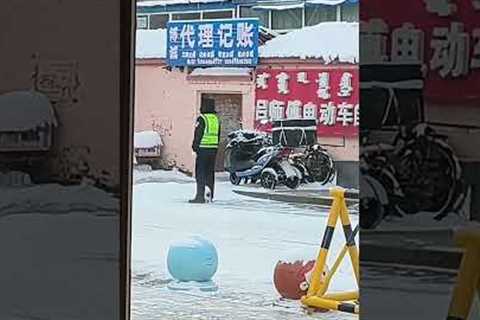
135, 59, 359, 173
135, 65, 196, 171
135, 62, 255, 173
427, 103, 480, 162
1, 0, 122, 187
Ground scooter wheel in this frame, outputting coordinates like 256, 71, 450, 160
285, 176, 301, 190
261, 171, 277, 190
230, 173, 241, 185
360, 197, 385, 230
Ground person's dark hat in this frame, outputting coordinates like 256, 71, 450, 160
200, 97, 216, 113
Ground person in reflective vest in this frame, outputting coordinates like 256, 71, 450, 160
189, 97, 221, 203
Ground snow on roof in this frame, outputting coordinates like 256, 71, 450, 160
253, 3, 305, 10
137, 0, 355, 7
136, 29, 167, 59
259, 22, 358, 63
137, 0, 224, 7
190, 67, 252, 76
0, 91, 57, 132
305, 0, 353, 5
134, 131, 163, 149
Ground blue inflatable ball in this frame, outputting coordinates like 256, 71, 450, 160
167, 236, 218, 282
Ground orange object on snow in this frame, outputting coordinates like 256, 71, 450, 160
273, 260, 321, 300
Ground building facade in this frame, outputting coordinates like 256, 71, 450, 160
137, 0, 358, 32
135, 20, 359, 187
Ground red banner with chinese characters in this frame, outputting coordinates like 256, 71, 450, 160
361, 0, 480, 104
254, 67, 359, 137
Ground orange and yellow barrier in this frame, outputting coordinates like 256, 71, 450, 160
301, 187, 359, 314
447, 226, 480, 320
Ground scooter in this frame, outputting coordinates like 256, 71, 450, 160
227, 144, 302, 190
224, 130, 272, 185
258, 145, 303, 190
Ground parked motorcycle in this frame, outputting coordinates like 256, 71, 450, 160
224, 131, 302, 190
259, 145, 303, 190
361, 123, 467, 228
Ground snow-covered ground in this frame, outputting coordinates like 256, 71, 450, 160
361, 263, 457, 320
131, 169, 359, 320
0, 182, 120, 320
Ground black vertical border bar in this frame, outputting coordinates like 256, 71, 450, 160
120, 0, 135, 319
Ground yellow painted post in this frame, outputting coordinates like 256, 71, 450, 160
306, 188, 341, 297
319, 245, 349, 296
339, 197, 360, 285
301, 187, 360, 315
318, 224, 359, 297
302, 296, 359, 314
447, 227, 480, 320
323, 291, 359, 301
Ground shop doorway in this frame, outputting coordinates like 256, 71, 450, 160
201, 93, 242, 172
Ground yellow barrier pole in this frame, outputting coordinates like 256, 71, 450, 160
318, 225, 359, 297
447, 227, 480, 320
338, 193, 360, 285
323, 291, 359, 301
306, 188, 342, 297
302, 296, 359, 314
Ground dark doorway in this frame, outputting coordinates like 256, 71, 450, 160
201, 93, 242, 172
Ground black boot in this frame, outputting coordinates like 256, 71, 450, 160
188, 197, 205, 204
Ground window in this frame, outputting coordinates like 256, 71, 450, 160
202, 10, 233, 20
137, 15, 148, 29
239, 6, 269, 28
305, 5, 337, 26
149, 14, 169, 29
341, 3, 359, 22
271, 8, 302, 30
171, 12, 201, 21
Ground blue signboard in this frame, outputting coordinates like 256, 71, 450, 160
166, 18, 259, 67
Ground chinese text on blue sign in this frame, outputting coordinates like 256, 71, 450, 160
167, 19, 259, 67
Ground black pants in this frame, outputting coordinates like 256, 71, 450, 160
194, 148, 217, 200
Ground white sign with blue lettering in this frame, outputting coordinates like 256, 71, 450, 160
167, 19, 259, 67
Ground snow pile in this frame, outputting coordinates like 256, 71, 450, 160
134, 130, 163, 149
259, 22, 359, 63
190, 67, 252, 77
0, 171, 32, 187
136, 29, 167, 59
133, 168, 194, 185
0, 184, 119, 217
0, 91, 57, 131
253, 3, 305, 10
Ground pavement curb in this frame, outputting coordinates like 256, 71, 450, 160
232, 189, 359, 207
361, 243, 463, 270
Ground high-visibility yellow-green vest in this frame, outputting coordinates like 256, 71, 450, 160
200, 113, 219, 148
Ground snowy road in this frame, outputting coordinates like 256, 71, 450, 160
361, 263, 457, 319
131, 170, 358, 320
